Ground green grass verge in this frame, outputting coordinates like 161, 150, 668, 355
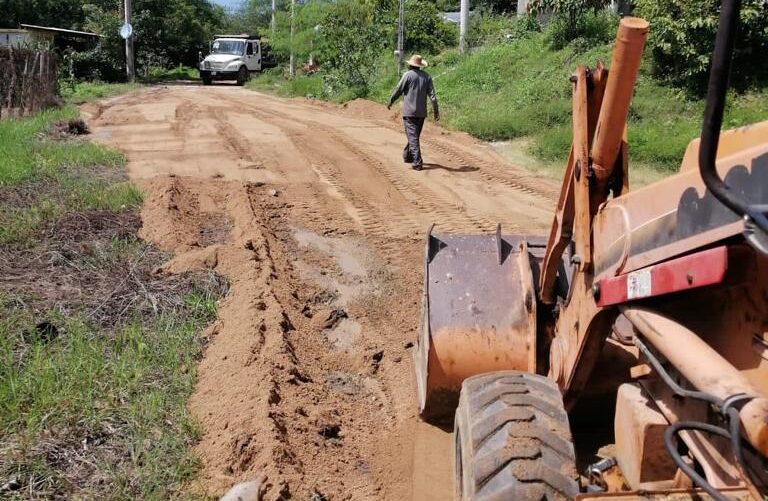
247, 67, 325, 99
0, 107, 138, 245
60, 82, 142, 105
0, 284, 217, 498
145, 65, 200, 83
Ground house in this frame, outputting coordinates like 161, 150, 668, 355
441, 12, 461, 24
0, 29, 36, 47
0, 24, 99, 50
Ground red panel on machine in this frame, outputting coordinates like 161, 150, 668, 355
596, 246, 729, 307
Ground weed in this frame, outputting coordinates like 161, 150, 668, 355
60, 82, 141, 105
145, 65, 200, 83
0, 108, 135, 245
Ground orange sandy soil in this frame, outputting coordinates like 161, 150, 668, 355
82, 85, 555, 500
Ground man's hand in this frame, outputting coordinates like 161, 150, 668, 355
434, 110, 440, 122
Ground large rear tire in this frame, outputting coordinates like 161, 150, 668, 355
454, 371, 579, 500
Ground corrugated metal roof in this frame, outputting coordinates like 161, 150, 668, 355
20, 24, 100, 38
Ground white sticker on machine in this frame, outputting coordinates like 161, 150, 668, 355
627, 268, 652, 299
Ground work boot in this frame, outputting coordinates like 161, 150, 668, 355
412, 163, 423, 171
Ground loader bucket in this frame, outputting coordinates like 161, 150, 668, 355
415, 224, 545, 422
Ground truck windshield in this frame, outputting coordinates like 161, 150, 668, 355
211, 40, 244, 55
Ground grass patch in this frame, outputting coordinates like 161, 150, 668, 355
60, 82, 142, 105
0, 108, 226, 498
145, 65, 200, 83
247, 68, 325, 99
0, 255, 224, 499
0, 107, 135, 245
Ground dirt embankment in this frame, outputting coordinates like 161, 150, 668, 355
85, 85, 556, 500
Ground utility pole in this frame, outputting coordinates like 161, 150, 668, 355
459, 0, 468, 53
396, 0, 404, 73
124, 0, 135, 82
289, 0, 295, 78
271, 0, 276, 37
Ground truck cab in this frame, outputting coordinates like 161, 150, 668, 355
199, 34, 261, 86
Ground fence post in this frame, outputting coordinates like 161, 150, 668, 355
6, 47, 16, 111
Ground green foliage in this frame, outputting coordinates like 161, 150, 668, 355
530, 0, 607, 20
27, 0, 227, 82
59, 81, 141, 104
0, 0, 83, 29
248, 68, 325, 98
146, 65, 200, 82
0, 107, 124, 185
317, 0, 388, 98
238, 0, 456, 99
544, 8, 617, 50
467, 12, 541, 48
404, 0, 458, 53
634, 0, 768, 93
0, 106, 136, 245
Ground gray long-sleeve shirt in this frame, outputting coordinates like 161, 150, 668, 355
388, 69, 438, 118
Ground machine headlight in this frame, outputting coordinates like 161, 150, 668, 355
203, 61, 212, 70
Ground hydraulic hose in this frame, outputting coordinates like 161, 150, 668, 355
663, 421, 733, 501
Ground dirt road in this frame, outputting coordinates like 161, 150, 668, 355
83, 85, 556, 500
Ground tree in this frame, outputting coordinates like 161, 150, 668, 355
634, 0, 768, 93
0, 0, 84, 29
74, 0, 226, 81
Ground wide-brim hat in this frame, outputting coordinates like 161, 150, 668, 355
407, 54, 428, 68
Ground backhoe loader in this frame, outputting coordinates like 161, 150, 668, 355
415, 2, 768, 499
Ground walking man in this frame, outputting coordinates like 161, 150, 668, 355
387, 54, 439, 171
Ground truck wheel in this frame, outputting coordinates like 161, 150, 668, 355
454, 371, 579, 500
236, 66, 248, 86
202, 77, 212, 86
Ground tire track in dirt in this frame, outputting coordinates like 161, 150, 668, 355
304, 98, 560, 201
287, 130, 421, 254
218, 97, 492, 234
238, 95, 555, 233
422, 137, 561, 200
212, 107, 261, 164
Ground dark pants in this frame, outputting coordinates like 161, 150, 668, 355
402, 116, 425, 167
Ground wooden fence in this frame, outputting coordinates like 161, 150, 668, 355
0, 46, 58, 119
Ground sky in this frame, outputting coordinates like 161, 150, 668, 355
211, 0, 244, 10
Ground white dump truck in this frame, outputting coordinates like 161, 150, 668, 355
199, 34, 273, 86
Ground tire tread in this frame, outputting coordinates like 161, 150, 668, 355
455, 371, 579, 501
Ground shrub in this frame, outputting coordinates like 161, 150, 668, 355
634, 0, 768, 93
318, 0, 388, 98
467, 12, 541, 47
544, 8, 618, 50
405, 0, 458, 53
